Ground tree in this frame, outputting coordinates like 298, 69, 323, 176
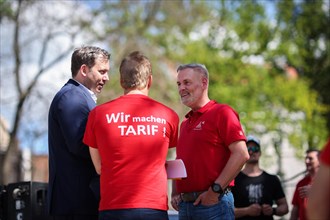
273, 0, 330, 132
0, 0, 193, 184
158, 0, 328, 154
1, 0, 328, 184
90, 0, 212, 109
0, 0, 101, 184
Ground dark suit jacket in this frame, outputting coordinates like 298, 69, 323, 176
47, 79, 99, 215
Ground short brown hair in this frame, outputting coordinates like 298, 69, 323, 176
71, 46, 110, 77
119, 51, 152, 90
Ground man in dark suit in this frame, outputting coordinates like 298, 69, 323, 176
48, 46, 110, 220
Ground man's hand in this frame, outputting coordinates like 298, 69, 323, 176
171, 194, 181, 211
193, 189, 219, 206
247, 204, 262, 216
261, 204, 273, 216
298, 185, 311, 198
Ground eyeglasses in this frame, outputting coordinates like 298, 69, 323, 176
247, 146, 260, 153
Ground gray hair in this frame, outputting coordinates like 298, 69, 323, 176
177, 63, 209, 79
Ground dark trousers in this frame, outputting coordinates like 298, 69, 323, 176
51, 214, 98, 220
99, 208, 169, 220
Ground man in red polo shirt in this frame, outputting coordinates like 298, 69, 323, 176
171, 63, 249, 220
290, 148, 320, 220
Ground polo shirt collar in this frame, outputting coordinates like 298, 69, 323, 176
185, 100, 216, 118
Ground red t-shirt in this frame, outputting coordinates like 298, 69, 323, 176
320, 138, 330, 165
176, 100, 246, 193
83, 94, 179, 211
292, 175, 312, 220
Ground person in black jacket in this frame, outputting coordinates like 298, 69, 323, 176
48, 46, 110, 220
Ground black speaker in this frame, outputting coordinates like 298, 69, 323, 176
0, 185, 8, 220
6, 181, 51, 220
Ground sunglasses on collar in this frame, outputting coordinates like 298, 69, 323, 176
248, 145, 260, 153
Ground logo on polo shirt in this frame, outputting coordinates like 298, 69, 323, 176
194, 121, 205, 130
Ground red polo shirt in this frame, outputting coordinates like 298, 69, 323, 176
176, 100, 246, 193
292, 175, 311, 220
320, 139, 330, 165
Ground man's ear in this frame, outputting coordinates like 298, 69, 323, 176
202, 77, 208, 88
147, 75, 153, 89
80, 64, 88, 76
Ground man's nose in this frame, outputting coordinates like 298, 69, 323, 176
103, 73, 109, 81
178, 84, 185, 91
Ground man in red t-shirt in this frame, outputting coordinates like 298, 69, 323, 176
171, 63, 250, 220
307, 138, 330, 220
290, 148, 320, 220
83, 51, 179, 220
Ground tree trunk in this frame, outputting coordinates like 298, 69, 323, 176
2, 139, 22, 185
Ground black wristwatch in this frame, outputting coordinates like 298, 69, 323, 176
211, 183, 224, 195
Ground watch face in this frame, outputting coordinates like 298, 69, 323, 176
212, 183, 222, 193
